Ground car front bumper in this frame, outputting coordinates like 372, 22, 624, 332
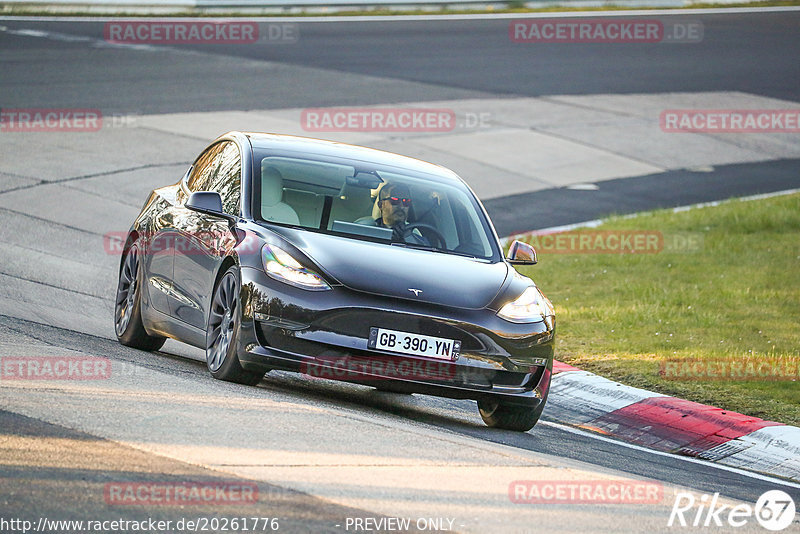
236, 266, 554, 406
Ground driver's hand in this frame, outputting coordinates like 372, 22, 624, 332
391, 224, 405, 242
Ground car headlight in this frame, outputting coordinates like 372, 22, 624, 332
262, 244, 331, 291
497, 286, 553, 323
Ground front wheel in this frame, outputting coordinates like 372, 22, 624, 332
114, 241, 166, 351
206, 266, 264, 386
477, 399, 544, 432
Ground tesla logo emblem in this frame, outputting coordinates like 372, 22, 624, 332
408, 288, 423, 297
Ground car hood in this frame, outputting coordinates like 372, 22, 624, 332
277, 229, 510, 309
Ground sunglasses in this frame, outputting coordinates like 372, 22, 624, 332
381, 196, 412, 207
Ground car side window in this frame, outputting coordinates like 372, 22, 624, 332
208, 143, 241, 216
187, 142, 225, 193
186, 141, 241, 216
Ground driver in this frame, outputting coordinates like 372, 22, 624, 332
371, 183, 430, 246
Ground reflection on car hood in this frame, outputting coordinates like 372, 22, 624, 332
282, 229, 510, 309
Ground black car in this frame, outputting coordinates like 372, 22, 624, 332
114, 132, 555, 431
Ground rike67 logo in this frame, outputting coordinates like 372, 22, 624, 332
669, 490, 796, 531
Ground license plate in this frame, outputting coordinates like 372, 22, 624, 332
368, 327, 461, 361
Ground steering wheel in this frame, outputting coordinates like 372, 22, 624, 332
402, 223, 446, 249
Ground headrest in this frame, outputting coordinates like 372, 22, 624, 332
371, 182, 385, 219
261, 166, 284, 207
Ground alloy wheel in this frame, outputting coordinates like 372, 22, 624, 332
115, 245, 139, 337
207, 272, 238, 372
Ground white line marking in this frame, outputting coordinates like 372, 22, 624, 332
669, 187, 800, 212
541, 420, 800, 489
1, 7, 800, 23
0, 24, 190, 51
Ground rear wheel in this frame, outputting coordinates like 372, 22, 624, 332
114, 241, 166, 351
206, 266, 264, 386
477, 399, 543, 432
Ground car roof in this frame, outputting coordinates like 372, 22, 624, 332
239, 132, 465, 185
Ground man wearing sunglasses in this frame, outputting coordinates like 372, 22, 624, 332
371, 183, 430, 246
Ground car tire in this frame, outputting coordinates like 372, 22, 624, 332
477, 398, 543, 432
206, 265, 265, 386
114, 241, 167, 351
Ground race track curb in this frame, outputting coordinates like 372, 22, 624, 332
548, 360, 800, 482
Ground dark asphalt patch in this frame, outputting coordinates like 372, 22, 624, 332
484, 158, 800, 236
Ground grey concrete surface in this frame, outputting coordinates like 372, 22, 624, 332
483, 158, 800, 235
126, 91, 800, 200
4, 91, 796, 202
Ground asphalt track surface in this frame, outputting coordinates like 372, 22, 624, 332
2, 314, 796, 515
2, 11, 800, 110
1, 10, 799, 533
2, 12, 799, 233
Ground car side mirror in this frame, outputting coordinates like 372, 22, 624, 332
506, 240, 537, 265
185, 191, 237, 231
186, 191, 226, 217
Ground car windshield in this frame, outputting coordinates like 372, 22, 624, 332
254, 153, 500, 261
